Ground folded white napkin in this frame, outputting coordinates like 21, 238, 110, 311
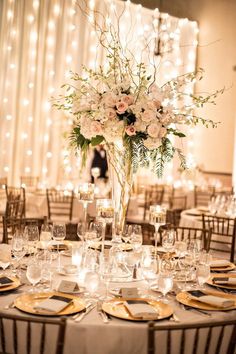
0, 276, 14, 288
34, 295, 72, 313
124, 300, 158, 319
210, 260, 231, 267
213, 277, 236, 286
190, 294, 234, 308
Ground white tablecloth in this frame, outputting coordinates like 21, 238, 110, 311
0, 245, 235, 354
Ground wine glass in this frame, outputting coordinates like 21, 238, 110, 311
24, 225, 39, 253
196, 263, 210, 288
26, 260, 42, 292
96, 199, 114, 253
162, 229, 176, 251
100, 255, 113, 299
85, 221, 102, 249
122, 225, 132, 244
141, 254, 159, 296
52, 223, 66, 271
0, 244, 11, 273
130, 224, 143, 250
158, 271, 173, 302
78, 183, 95, 230
149, 205, 166, 255
11, 232, 27, 274
77, 222, 86, 247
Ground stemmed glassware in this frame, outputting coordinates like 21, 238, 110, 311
77, 222, 86, 248
85, 221, 102, 249
11, 231, 27, 274
122, 225, 132, 245
78, 183, 95, 231
26, 259, 42, 292
0, 244, 11, 273
24, 225, 39, 253
158, 271, 173, 302
149, 205, 166, 255
52, 222, 66, 271
161, 229, 176, 252
96, 199, 114, 254
130, 225, 143, 250
196, 263, 210, 288
100, 254, 113, 299
141, 254, 159, 296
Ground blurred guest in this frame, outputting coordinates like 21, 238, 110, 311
90, 145, 108, 182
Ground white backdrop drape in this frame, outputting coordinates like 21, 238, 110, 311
0, 0, 198, 188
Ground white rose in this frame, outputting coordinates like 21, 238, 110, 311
141, 109, 156, 123
90, 121, 103, 137
103, 93, 117, 107
147, 123, 161, 138
143, 137, 161, 150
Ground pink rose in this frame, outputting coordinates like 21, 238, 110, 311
125, 125, 136, 136
147, 123, 161, 138
141, 109, 156, 122
90, 121, 102, 136
103, 93, 117, 107
153, 99, 161, 109
116, 101, 128, 114
121, 95, 134, 106
105, 108, 117, 119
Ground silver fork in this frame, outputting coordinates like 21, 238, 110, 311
4, 301, 15, 310
97, 300, 110, 324
170, 313, 180, 322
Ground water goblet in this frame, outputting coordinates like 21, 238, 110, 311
196, 263, 210, 288
158, 271, 173, 302
130, 224, 143, 250
0, 244, 11, 274
141, 254, 159, 296
11, 232, 27, 274
26, 261, 42, 292
122, 225, 132, 244
100, 255, 113, 299
24, 225, 39, 253
162, 229, 176, 252
52, 222, 66, 271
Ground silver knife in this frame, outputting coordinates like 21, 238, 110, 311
73, 303, 95, 322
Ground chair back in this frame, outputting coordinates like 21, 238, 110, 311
202, 214, 236, 262
2, 197, 25, 243
5, 186, 26, 217
46, 189, 74, 222
148, 319, 236, 354
160, 225, 211, 251
194, 186, 215, 207
0, 312, 66, 354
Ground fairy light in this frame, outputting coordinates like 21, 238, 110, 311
3, 98, 8, 103
25, 167, 31, 173
28, 116, 33, 123
27, 150, 32, 156
6, 115, 12, 120
53, 4, 60, 16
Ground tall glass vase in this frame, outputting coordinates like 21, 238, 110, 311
106, 142, 133, 236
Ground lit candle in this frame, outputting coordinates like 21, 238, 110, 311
78, 183, 94, 202
72, 247, 82, 268
97, 199, 114, 221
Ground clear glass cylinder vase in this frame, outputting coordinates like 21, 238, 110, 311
106, 142, 133, 235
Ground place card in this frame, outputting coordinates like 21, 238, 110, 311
58, 280, 79, 293
0, 276, 14, 288
34, 295, 73, 313
121, 287, 138, 298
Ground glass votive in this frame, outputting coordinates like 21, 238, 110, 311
72, 247, 83, 269
96, 199, 114, 223
78, 183, 95, 202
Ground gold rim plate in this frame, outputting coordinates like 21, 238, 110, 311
0, 276, 21, 292
14, 291, 86, 316
102, 297, 173, 321
207, 273, 236, 290
176, 289, 236, 311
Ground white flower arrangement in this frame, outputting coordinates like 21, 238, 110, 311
54, 18, 223, 178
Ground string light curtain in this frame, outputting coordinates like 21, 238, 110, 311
0, 0, 198, 187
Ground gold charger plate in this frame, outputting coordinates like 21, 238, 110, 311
14, 291, 86, 316
176, 289, 236, 311
0, 276, 21, 292
102, 298, 173, 321
91, 242, 132, 252
207, 273, 236, 290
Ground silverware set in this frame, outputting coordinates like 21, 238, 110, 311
97, 300, 110, 324
73, 302, 96, 322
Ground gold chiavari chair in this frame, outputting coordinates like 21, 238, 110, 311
46, 189, 74, 222
5, 186, 26, 217
2, 197, 25, 243
202, 214, 236, 262
148, 319, 236, 354
194, 185, 215, 208
159, 225, 211, 251
0, 312, 66, 354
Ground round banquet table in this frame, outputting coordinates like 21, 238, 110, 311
0, 243, 235, 354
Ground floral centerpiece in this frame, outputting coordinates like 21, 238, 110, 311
54, 20, 223, 234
